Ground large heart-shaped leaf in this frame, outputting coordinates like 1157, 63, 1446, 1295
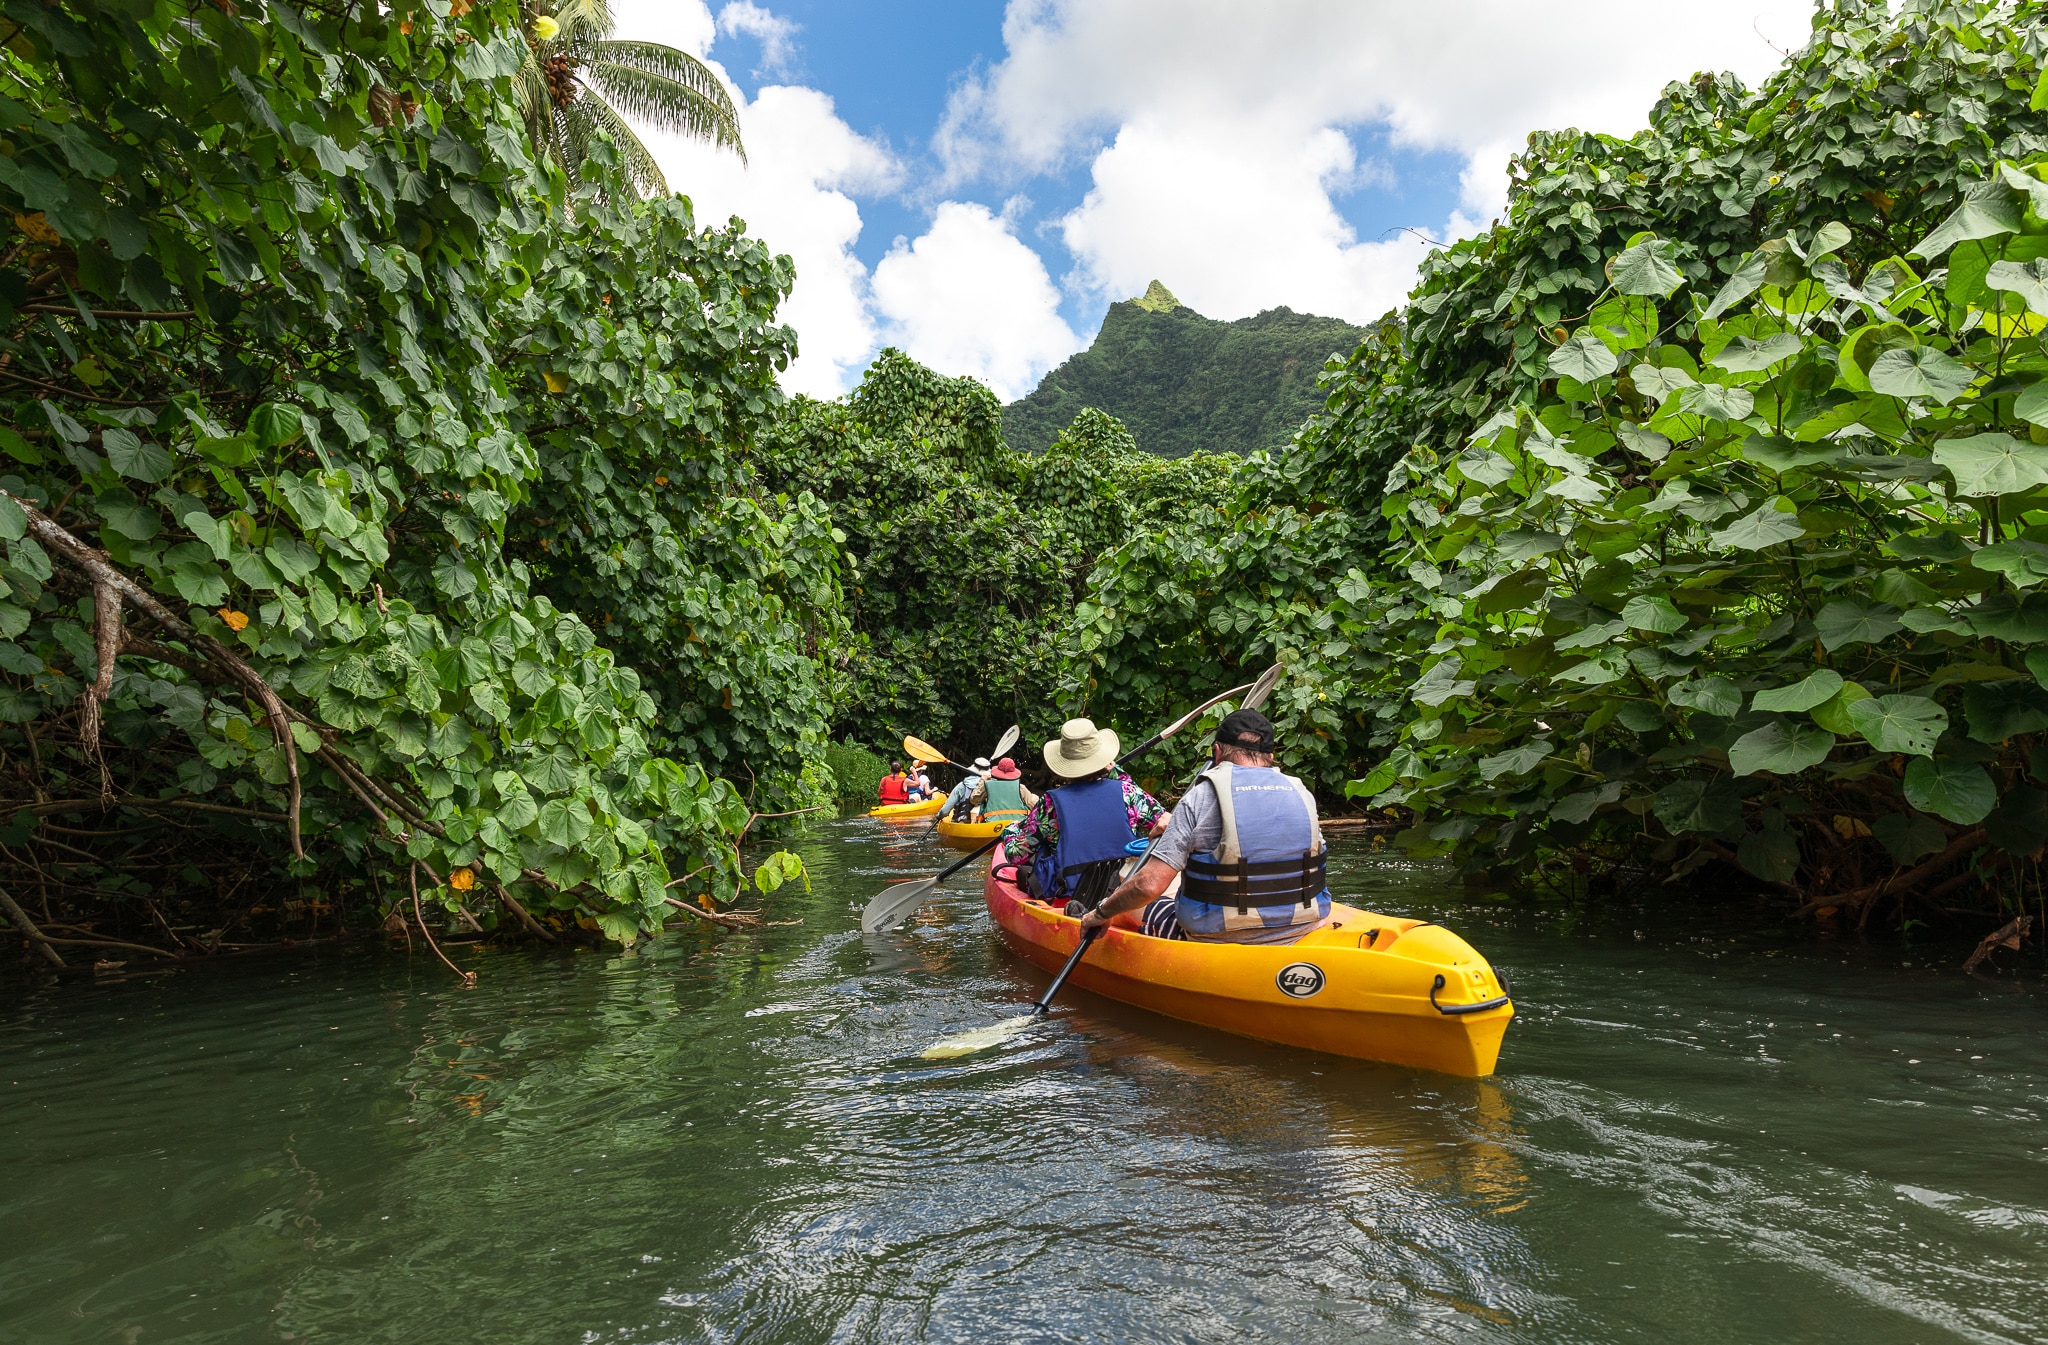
1702, 250, 1769, 319
1630, 363, 1696, 401
1736, 825, 1801, 883
1967, 592, 2048, 643
1668, 676, 1744, 716
1962, 679, 2048, 741
1478, 739, 1555, 781
1653, 778, 1743, 835
1548, 329, 1619, 382
1910, 178, 2022, 260
1986, 258, 2048, 315
1872, 811, 1947, 864
1677, 382, 1756, 422
1971, 540, 2048, 587
1933, 432, 2048, 495
1867, 346, 1975, 404
2016, 379, 2048, 427
1845, 693, 1947, 756
1902, 758, 1997, 824
1810, 680, 1873, 735
1610, 236, 1685, 297
1710, 497, 1804, 550
1621, 594, 1685, 633
1616, 421, 1672, 461
1751, 669, 1844, 713
1814, 597, 1903, 651
1711, 333, 1804, 372
1728, 719, 1835, 776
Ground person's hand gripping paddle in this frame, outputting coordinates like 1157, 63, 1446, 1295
919, 664, 1286, 1059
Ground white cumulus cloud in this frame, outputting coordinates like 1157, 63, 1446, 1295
944, 0, 1817, 322
871, 202, 1082, 401
716, 1, 801, 78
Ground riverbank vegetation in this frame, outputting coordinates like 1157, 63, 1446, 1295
0, 0, 819, 961
5, 0, 2045, 971
1070, 0, 2048, 937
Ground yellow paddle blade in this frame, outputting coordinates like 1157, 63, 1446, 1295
922, 1014, 1037, 1060
903, 735, 952, 764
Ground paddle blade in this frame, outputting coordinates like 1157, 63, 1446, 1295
922, 1014, 1036, 1060
1243, 661, 1285, 712
903, 735, 951, 765
860, 877, 939, 932
988, 723, 1019, 761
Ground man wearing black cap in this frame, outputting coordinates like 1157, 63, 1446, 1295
1079, 708, 1329, 945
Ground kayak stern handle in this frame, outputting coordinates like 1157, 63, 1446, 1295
1430, 972, 1513, 1016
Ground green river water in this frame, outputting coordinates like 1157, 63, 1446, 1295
3, 818, 2045, 1344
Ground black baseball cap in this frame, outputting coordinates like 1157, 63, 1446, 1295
1215, 708, 1276, 752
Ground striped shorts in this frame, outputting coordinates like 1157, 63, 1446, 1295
1139, 896, 1188, 941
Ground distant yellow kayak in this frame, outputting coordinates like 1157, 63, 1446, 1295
983, 841, 1513, 1076
935, 814, 1007, 847
869, 795, 944, 819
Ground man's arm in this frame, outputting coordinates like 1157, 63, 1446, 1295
1081, 857, 1176, 929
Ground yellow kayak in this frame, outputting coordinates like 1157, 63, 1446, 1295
935, 814, 1010, 847
983, 842, 1513, 1077
868, 795, 944, 819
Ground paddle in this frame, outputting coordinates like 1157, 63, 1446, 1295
920, 661, 1287, 1058
863, 671, 1277, 933
903, 724, 1018, 769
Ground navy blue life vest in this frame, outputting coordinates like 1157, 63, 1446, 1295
1178, 764, 1329, 942
1032, 776, 1135, 904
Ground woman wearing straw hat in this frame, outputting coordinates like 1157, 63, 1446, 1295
1007, 718, 1165, 908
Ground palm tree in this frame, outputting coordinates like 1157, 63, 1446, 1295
516, 0, 745, 197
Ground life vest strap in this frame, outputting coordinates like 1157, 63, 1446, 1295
1184, 852, 1328, 913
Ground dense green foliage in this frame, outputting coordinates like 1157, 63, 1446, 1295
821, 738, 886, 810
757, 351, 1234, 756
1068, 0, 2048, 925
0, 0, 815, 954
1002, 286, 1364, 459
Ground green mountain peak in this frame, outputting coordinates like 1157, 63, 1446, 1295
1003, 298, 1366, 459
1132, 279, 1181, 312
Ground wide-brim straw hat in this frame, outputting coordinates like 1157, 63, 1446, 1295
1044, 717, 1120, 778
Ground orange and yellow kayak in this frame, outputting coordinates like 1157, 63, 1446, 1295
935, 815, 1008, 847
868, 795, 944, 819
983, 842, 1513, 1077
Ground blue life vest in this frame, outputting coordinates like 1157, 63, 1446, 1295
1177, 764, 1329, 943
1033, 776, 1135, 903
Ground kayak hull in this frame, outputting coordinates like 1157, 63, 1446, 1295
983, 843, 1512, 1077
868, 796, 944, 819
935, 816, 1007, 847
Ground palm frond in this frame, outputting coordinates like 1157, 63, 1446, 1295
585, 45, 745, 163
549, 0, 615, 42
579, 93, 671, 197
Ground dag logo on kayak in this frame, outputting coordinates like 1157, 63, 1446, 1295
1275, 963, 1325, 999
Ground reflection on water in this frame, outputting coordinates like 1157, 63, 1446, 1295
1, 820, 2044, 1344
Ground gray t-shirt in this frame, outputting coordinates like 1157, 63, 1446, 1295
1146, 779, 1225, 872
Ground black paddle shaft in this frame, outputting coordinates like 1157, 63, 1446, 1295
1032, 925, 1102, 1016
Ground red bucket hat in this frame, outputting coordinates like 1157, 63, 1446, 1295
990, 757, 1021, 780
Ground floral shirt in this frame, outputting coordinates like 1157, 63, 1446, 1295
1005, 770, 1164, 867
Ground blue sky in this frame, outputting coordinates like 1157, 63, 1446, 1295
706, 0, 1473, 338
617, 1, 1815, 400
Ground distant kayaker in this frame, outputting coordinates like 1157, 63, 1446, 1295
908, 762, 936, 801
934, 757, 993, 826
976, 757, 1036, 824
1079, 708, 1329, 945
1009, 718, 1165, 906
877, 762, 912, 806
